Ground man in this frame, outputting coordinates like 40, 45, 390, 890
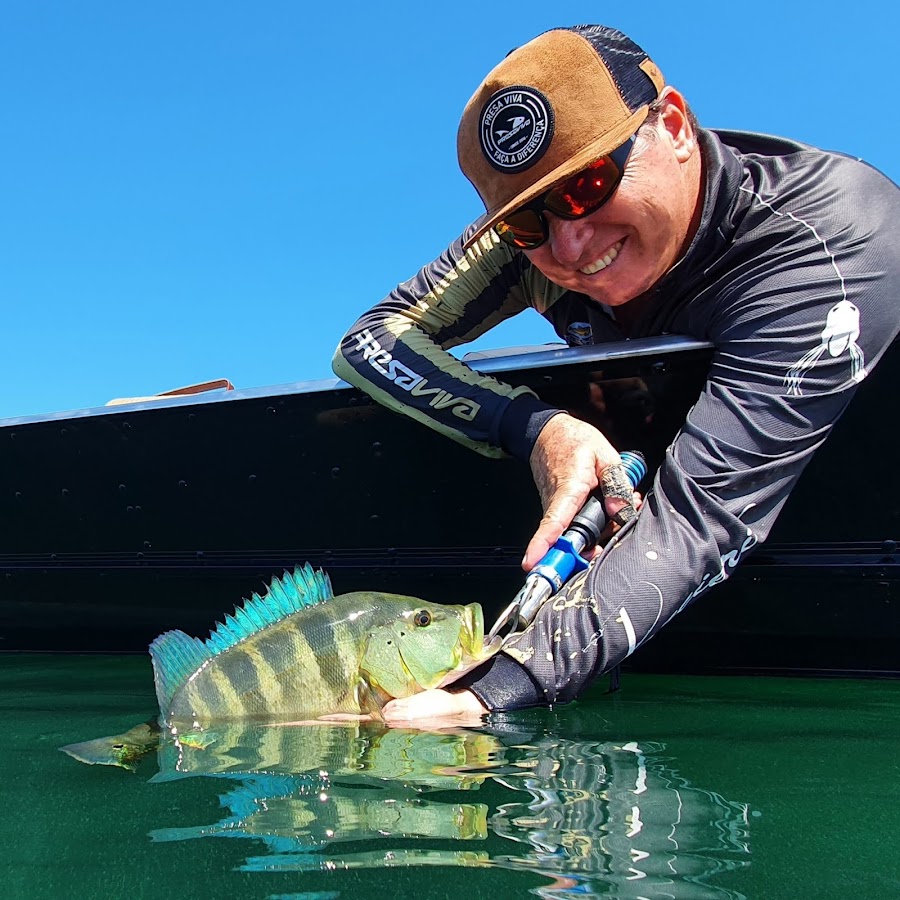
332, 25, 900, 721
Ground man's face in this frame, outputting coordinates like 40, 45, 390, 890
523, 101, 701, 307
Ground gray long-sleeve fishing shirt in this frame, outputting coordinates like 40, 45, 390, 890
333, 128, 900, 709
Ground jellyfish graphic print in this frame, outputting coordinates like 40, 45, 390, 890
785, 300, 867, 396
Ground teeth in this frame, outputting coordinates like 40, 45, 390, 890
580, 241, 622, 275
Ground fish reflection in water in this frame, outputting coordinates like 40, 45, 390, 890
144, 720, 751, 898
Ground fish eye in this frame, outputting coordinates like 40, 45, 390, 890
414, 609, 432, 627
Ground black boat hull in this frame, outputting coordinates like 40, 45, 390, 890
1, 336, 896, 676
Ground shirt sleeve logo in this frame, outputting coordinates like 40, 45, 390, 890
784, 300, 867, 396
479, 86, 554, 173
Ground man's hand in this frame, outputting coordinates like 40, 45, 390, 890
524, 413, 634, 571
382, 689, 488, 727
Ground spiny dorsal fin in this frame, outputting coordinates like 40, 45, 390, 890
204, 564, 333, 654
149, 564, 333, 712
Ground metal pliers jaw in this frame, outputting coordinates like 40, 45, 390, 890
487, 576, 553, 642
487, 590, 526, 643
487, 451, 647, 644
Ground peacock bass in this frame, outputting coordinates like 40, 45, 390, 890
62, 564, 499, 769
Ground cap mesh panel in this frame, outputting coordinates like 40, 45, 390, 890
570, 25, 659, 111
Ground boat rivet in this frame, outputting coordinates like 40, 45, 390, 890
248, 474, 257, 483
144, 541, 152, 549
126, 505, 134, 513
267, 406, 276, 415
61, 488, 69, 497
14, 491, 22, 500
60, 428, 68, 436
135, 505, 142, 513
118, 484, 127, 492
178, 480, 188, 488
122, 421, 131, 431
137, 552, 144, 559
651, 360, 668, 374
331, 467, 340, 478
883, 539, 897, 554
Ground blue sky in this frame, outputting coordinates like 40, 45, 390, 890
2, 0, 897, 418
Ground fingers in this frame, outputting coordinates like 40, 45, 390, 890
525, 414, 618, 571
525, 414, 643, 571
594, 491, 644, 548
382, 689, 488, 728
599, 462, 638, 525
526, 483, 644, 572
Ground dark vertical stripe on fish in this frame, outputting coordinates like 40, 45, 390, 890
253, 631, 291, 674
308, 621, 350, 703
280, 622, 340, 710
221, 650, 261, 709
188, 666, 226, 720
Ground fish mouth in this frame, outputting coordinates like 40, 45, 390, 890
464, 603, 485, 650
463, 603, 502, 660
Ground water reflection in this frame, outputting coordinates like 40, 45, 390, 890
144, 720, 750, 898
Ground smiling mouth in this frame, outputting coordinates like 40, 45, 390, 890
579, 240, 623, 275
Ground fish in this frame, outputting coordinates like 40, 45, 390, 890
149, 773, 489, 848
139, 726, 753, 889
151, 720, 505, 789
61, 564, 499, 770
144, 725, 502, 849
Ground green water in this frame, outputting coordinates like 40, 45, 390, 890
4, 654, 900, 900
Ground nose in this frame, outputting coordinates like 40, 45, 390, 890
546, 214, 593, 265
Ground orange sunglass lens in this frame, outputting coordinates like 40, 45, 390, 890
496, 210, 545, 249
546, 157, 621, 217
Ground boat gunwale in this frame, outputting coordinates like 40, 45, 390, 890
0, 336, 714, 428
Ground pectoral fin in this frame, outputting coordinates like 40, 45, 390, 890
356, 675, 386, 723
177, 730, 218, 750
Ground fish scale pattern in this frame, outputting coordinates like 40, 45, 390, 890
150, 564, 333, 712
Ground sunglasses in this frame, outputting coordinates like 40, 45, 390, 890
494, 135, 636, 250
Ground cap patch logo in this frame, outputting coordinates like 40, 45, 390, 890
479, 85, 554, 174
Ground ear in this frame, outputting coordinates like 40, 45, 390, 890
657, 87, 697, 163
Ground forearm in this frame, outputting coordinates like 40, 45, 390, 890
332, 233, 561, 458
466, 379, 863, 709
